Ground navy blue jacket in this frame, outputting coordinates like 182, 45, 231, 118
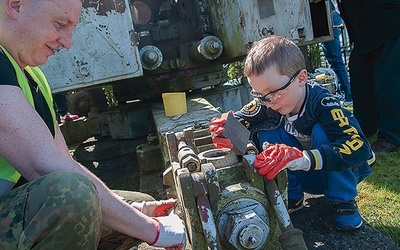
234, 81, 372, 172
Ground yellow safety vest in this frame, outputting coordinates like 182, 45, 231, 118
0, 45, 56, 183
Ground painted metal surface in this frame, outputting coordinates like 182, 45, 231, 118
218, 199, 270, 250
40, 0, 142, 93
210, 0, 317, 61
40, 0, 331, 96
40, 0, 331, 101
163, 126, 290, 249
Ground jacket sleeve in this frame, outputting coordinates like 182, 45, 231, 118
233, 99, 281, 130
304, 94, 372, 171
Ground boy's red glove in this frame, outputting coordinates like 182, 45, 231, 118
209, 116, 233, 149
209, 117, 226, 136
253, 144, 311, 180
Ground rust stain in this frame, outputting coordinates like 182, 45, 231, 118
82, 0, 126, 16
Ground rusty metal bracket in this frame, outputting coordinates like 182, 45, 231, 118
192, 172, 222, 250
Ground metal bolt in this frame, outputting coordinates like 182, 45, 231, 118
79, 66, 90, 76
225, 211, 269, 249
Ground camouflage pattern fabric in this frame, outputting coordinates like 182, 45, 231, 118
0, 172, 102, 249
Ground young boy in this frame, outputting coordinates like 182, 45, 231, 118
210, 36, 375, 231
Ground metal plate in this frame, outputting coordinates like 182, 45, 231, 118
40, 0, 143, 93
209, 0, 331, 61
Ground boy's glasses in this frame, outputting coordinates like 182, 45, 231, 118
250, 69, 303, 103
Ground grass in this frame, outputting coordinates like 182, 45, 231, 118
341, 106, 400, 245
357, 138, 400, 246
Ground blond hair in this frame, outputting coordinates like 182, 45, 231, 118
244, 36, 305, 77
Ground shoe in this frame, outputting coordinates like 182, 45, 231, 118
288, 197, 304, 214
371, 137, 400, 153
333, 200, 363, 231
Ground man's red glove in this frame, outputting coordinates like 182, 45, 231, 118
209, 116, 233, 149
253, 143, 311, 180
141, 199, 176, 217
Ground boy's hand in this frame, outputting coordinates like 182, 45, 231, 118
253, 144, 311, 180
209, 115, 233, 149
209, 117, 226, 136
151, 212, 186, 249
212, 136, 233, 149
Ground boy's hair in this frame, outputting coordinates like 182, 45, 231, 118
244, 36, 306, 77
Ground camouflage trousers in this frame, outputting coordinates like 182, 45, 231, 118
0, 172, 102, 249
0, 172, 154, 250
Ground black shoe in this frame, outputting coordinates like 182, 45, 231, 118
371, 137, 400, 153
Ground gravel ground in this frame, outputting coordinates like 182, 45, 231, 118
291, 193, 398, 250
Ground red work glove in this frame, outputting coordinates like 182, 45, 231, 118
209, 115, 233, 149
253, 143, 311, 180
209, 117, 226, 136
141, 199, 176, 217
212, 136, 233, 149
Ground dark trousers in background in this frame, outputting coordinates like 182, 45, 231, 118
349, 34, 400, 145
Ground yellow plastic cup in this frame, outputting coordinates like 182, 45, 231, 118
162, 92, 187, 116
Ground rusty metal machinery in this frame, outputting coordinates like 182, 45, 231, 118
163, 127, 308, 250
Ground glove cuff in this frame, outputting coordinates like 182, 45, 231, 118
149, 218, 161, 246
301, 151, 311, 171
303, 149, 323, 170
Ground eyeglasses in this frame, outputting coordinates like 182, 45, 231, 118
250, 69, 303, 103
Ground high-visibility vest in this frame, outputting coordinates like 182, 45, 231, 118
0, 45, 56, 183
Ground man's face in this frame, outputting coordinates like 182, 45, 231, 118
14, 0, 82, 68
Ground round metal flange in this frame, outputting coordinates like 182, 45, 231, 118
198, 148, 239, 168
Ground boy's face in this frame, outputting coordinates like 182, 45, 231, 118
248, 65, 307, 115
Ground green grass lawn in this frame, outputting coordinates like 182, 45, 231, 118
342, 106, 400, 245
357, 147, 400, 246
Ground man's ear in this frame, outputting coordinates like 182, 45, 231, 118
5, 0, 22, 19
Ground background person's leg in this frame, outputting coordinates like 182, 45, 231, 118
322, 13, 352, 102
349, 44, 378, 136
374, 35, 400, 146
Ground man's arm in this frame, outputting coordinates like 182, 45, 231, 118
0, 85, 160, 244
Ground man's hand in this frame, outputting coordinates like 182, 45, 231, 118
253, 143, 311, 180
151, 212, 186, 249
209, 115, 233, 149
141, 199, 176, 217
